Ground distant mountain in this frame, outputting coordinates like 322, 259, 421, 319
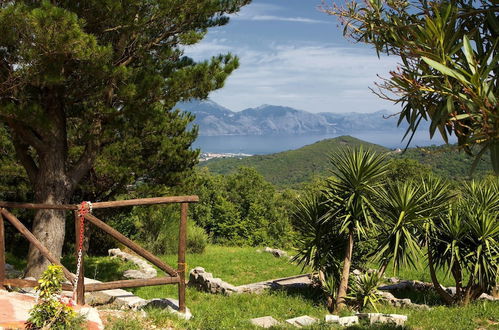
178, 100, 415, 136
200, 136, 493, 187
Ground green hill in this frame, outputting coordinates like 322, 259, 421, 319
199, 136, 389, 186
199, 136, 493, 187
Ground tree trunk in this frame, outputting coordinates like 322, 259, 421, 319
427, 248, 453, 305
25, 152, 72, 278
335, 229, 354, 312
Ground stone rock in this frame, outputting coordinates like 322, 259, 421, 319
352, 269, 363, 276
357, 313, 407, 326
379, 280, 434, 291
85, 291, 115, 306
324, 315, 339, 323
285, 315, 318, 327
123, 269, 156, 280
188, 267, 239, 295
479, 293, 498, 301
338, 316, 359, 326
388, 277, 400, 284
250, 316, 280, 328
133, 298, 192, 320
78, 306, 104, 330
263, 247, 287, 258
108, 248, 157, 280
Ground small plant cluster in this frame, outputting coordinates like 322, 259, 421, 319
26, 265, 83, 330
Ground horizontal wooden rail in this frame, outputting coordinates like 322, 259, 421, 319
84, 213, 178, 277
90, 196, 199, 209
0, 196, 198, 210
0, 202, 76, 210
85, 277, 180, 291
0, 208, 76, 283
2, 278, 73, 291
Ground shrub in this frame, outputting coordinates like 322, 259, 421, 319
26, 265, 84, 330
187, 223, 209, 254
347, 271, 383, 311
132, 204, 208, 255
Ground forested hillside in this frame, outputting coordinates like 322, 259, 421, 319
200, 136, 493, 187
199, 136, 389, 186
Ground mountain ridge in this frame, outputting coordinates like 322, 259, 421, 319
178, 100, 416, 136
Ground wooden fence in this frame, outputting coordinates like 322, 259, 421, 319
0, 195, 199, 313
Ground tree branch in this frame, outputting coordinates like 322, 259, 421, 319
11, 137, 39, 184
68, 120, 102, 190
6, 119, 47, 153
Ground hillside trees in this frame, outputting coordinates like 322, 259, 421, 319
0, 0, 250, 277
190, 167, 295, 247
323, 0, 499, 174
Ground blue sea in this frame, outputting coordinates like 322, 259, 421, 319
192, 130, 455, 155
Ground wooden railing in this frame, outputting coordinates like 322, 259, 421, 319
0, 196, 199, 313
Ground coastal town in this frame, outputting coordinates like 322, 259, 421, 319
199, 152, 252, 162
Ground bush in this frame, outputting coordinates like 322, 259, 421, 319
132, 204, 208, 255
189, 167, 295, 248
187, 223, 209, 254
26, 265, 84, 330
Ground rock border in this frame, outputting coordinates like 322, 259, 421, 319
108, 248, 157, 279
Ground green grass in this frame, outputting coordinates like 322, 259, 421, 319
155, 245, 306, 286
361, 301, 499, 330
5, 251, 27, 270
61, 255, 138, 282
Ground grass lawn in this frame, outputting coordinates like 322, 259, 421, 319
7, 245, 499, 329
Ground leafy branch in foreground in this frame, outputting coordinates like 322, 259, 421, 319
322, 0, 498, 174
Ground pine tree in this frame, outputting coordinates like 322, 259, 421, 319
0, 0, 250, 277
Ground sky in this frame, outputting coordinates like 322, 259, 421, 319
185, 0, 402, 114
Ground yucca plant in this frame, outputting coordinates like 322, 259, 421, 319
323, 147, 388, 311
429, 179, 499, 304
347, 271, 383, 311
292, 190, 346, 312
375, 176, 497, 305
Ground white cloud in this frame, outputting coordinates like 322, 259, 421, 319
229, 3, 328, 24
185, 40, 401, 114
241, 15, 328, 24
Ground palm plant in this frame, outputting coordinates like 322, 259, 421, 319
347, 271, 383, 312
429, 179, 499, 304
323, 147, 388, 311
374, 180, 431, 276
292, 190, 347, 312
375, 176, 498, 305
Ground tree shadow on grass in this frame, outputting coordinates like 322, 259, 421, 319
388, 288, 444, 306
62, 256, 137, 282
269, 283, 328, 307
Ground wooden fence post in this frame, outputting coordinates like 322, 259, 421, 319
75, 211, 85, 305
0, 211, 5, 290
178, 203, 188, 313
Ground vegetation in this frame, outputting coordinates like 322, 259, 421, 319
201, 136, 388, 187
0, 0, 250, 277
201, 136, 493, 187
323, 0, 498, 173
293, 147, 497, 312
26, 265, 84, 330
55, 245, 496, 329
